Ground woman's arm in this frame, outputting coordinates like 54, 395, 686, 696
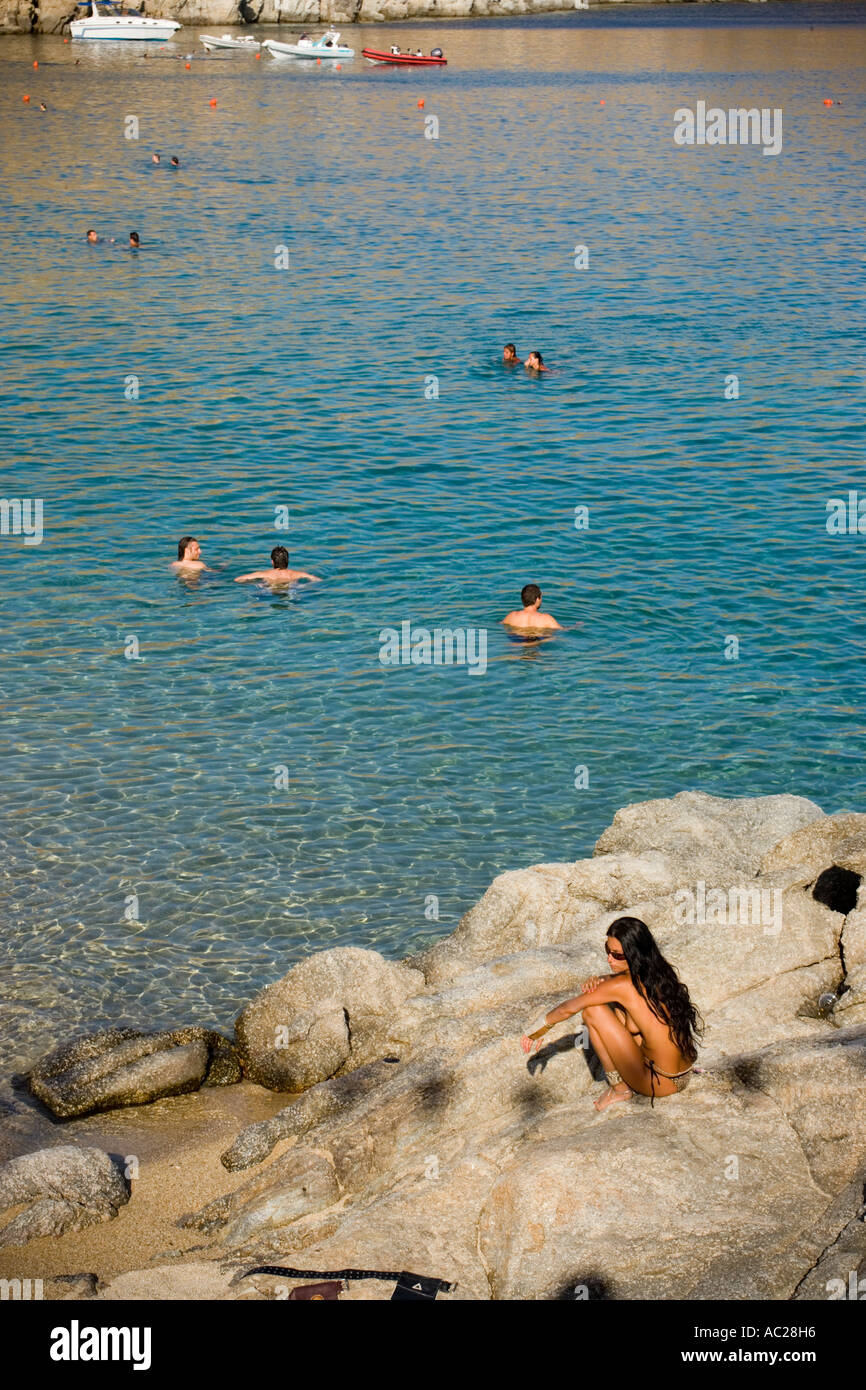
522, 976, 625, 1050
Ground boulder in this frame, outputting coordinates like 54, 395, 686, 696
413, 853, 680, 983
478, 1086, 826, 1301
595, 790, 823, 884
732, 1025, 866, 1191
0, 1146, 128, 1248
234, 947, 424, 1092
759, 812, 866, 890
28, 1027, 241, 1119
662, 882, 841, 1015
701, 960, 840, 1058
220, 1149, 339, 1247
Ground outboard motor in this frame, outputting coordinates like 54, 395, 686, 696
431, 47, 442, 57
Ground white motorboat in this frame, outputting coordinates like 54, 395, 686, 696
263, 29, 354, 60
200, 33, 262, 51
70, 0, 180, 40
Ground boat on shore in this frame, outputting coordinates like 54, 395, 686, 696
200, 33, 261, 52
70, 0, 180, 41
362, 47, 447, 67
263, 29, 354, 60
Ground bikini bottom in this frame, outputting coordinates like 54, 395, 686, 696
647, 1060, 693, 1105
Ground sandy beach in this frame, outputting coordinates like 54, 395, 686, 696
0, 1083, 293, 1292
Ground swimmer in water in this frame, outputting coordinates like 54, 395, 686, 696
86, 229, 100, 243
170, 156, 180, 168
503, 343, 519, 365
502, 583, 562, 632
129, 231, 140, 249
152, 153, 161, 165
235, 545, 320, 585
525, 351, 550, 373
171, 536, 208, 572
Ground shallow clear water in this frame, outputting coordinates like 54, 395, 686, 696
1, 3, 865, 1069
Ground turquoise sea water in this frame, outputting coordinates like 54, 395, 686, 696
0, 3, 864, 1067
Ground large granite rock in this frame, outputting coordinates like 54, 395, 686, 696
759, 811, 866, 882
477, 1086, 827, 1301
0, 1146, 128, 1248
595, 790, 824, 883
173, 791, 866, 1300
234, 947, 424, 1091
28, 1027, 241, 1119
197, 1031, 866, 1300
732, 1027, 866, 1192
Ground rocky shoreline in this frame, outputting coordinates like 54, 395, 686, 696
2, 790, 866, 1299
0, 0, 806, 39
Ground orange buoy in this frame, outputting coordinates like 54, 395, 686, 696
33, 60, 38, 68
209, 97, 217, 107
336, 63, 341, 70
823, 98, 833, 106
417, 98, 424, 109
64, 37, 68, 43
317, 57, 321, 64
600, 99, 605, 106
255, 52, 261, 59
23, 93, 30, 102
185, 61, 191, 69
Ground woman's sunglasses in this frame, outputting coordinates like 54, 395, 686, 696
604, 943, 626, 961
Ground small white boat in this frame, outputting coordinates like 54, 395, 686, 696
70, 0, 180, 41
263, 29, 354, 61
200, 33, 261, 51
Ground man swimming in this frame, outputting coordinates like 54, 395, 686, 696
235, 545, 320, 585
129, 231, 141, 249
525, 350, 549, 373
171, 536, 208, 572
502, 583, 562, 631
503, 343, 518, 364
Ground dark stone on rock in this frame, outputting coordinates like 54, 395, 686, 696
43, 1273, 100, 1300
203, 1037, 243, 1086
28, 1026, 241, 1118
812, 865, 861, 917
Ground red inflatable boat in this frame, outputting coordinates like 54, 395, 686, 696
362, 47, 447, 66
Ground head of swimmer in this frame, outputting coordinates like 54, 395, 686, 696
129, 231, 140, 248
521, 583, 542, 612
503, 343, 518, 364
271, 546, 289, 570
178, 536, 200, 563
86, 229, 98, 243
526, 351, 544, 370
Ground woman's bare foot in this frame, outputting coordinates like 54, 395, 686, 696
593, 1082, 633, 1111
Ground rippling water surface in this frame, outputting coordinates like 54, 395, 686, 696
1, 3, 864, 1069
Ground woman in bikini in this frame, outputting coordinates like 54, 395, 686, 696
521, 916, 702, 1110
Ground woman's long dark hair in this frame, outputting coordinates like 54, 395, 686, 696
607, 916, 703, 1063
